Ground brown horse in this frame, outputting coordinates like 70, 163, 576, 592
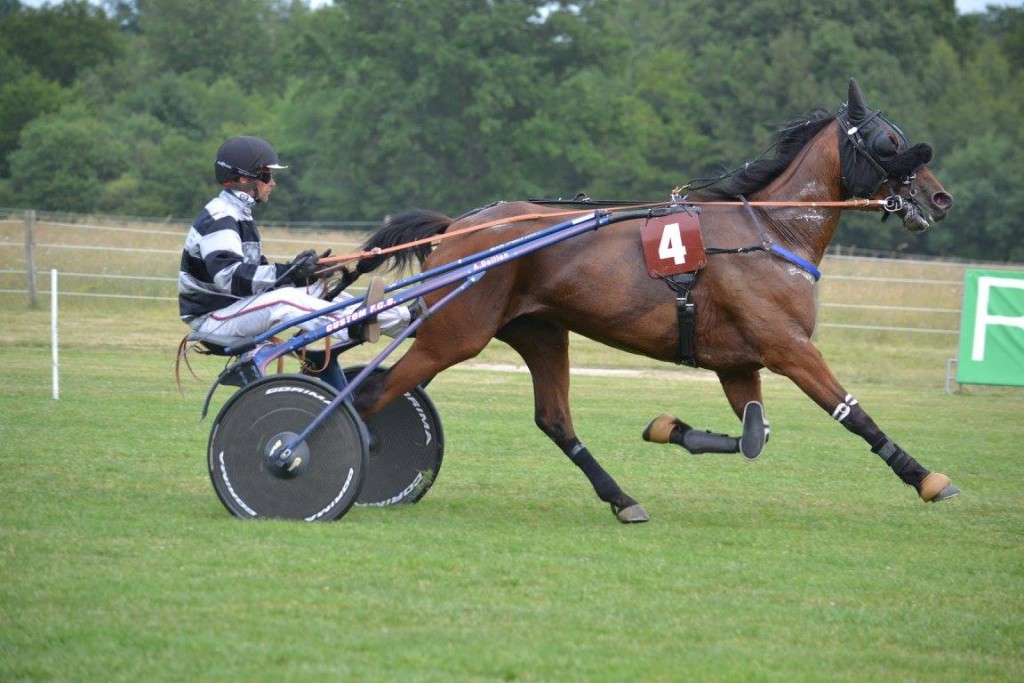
350, 78, 958, 522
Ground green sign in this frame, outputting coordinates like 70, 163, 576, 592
957, 269, 1024, 386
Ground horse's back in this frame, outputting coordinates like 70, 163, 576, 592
426, 200, 682, 361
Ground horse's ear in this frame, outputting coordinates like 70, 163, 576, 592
847, 78, 869, 122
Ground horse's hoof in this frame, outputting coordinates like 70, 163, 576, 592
642, 413, 678, 444
919, 473, 960, 502
931, 484, 961, 501
613, 503, 650, 524
739, 401, 768, 460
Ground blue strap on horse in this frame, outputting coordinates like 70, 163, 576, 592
768, 243, 821, 281
738, 195, 822, 281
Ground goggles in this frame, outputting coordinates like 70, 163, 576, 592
215, 161, 277, 183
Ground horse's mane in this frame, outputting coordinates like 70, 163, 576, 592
692, 108, 835, 200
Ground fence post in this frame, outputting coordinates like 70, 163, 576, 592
24, 209, 38, 309
51, 269, 59, 400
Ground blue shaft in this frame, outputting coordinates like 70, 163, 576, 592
236, 210, 607, 353
283, 272, 484, 451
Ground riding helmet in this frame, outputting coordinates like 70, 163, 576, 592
214, 136, 288, 183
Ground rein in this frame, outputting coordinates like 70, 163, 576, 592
316, 206, 623, 269
317, 197, 894, 269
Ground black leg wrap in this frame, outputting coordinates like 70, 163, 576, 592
670, 425, 740, 454
871, 438, 929, 489
564, 439, 622, 502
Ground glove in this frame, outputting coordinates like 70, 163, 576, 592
287, 249, 331, 286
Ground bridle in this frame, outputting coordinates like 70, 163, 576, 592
836, 105, 893, 191
834, 104, 929, 222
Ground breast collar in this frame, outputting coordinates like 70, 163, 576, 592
740, 195, 821, 281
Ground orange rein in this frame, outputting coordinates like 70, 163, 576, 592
316, 198, 889, 270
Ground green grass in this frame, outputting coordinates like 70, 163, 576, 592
0, 298, 1022, 682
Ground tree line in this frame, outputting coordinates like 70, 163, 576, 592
1, 0, 1021, 260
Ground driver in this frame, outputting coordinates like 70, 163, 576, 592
178, 135, 410, 346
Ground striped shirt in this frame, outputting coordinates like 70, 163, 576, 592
178, 189, 284, 320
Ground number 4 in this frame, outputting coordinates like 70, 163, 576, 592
658, 222, 688, 265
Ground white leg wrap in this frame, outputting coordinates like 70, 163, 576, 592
831, 393, 859, 422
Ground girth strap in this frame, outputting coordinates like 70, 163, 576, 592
665, 272, 698, 367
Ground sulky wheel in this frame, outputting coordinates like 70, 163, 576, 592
345, 366, 445, 507
208, 374, 368, 521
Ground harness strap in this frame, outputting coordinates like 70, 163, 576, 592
665, 272, 698, 367
740, 195, 821, 281
768, 244, 821, 281
317, 198, 886, 273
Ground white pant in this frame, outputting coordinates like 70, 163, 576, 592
188, 282, 409, 343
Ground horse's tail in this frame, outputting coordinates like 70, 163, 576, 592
355, 208, 453, 275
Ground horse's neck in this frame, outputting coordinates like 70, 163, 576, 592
752, 128, 845, 262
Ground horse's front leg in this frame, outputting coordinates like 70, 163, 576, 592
642, 368, 769, 460
766, 342, 959, 502
497, 318, 649, 523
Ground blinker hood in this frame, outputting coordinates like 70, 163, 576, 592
837, 78, 932, 198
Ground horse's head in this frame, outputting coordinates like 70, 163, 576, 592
837, 78, 953, 232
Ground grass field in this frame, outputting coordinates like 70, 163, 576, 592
0, 292, 1021, 682
1, 214, 1022, 682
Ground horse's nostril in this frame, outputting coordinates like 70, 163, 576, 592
933, 192, 953, 210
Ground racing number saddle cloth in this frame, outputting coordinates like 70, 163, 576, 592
640, 210, 706, 366
640, 210, 706, 277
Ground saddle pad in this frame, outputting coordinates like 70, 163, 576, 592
641, 211, 706, 277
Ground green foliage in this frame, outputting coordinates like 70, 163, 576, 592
0, 69, 66, 175
0, 0, 1021, 261
922, 132, 1024, 262
279, 0, 593, 216
968, 6, 1024, 70
0, 0, 123, 86
117, 73, 236, 139
7, 108, 130, 213
137, 0, 285, 87
94, 116, 210, 218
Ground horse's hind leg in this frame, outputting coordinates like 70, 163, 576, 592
642, 369, 769, 460
497, 317, 649, 523
353, 336, 465, 418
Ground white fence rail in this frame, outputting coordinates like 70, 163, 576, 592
1, 209, 1018, 337
0, 209, 369, 308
